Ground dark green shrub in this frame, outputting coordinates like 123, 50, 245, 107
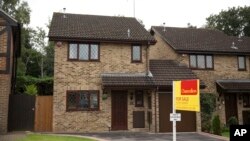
227, 116, 238, 126
212, 115, 221, 135
200, 93, 216, 132
15, 75, 53, 95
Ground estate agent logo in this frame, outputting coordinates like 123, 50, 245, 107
181, 80, 198, 95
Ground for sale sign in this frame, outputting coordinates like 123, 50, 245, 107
174, 79, 200, 112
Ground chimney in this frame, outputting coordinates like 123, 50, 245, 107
128, 29, 130, 38
63, 8, 66, 18
163, 22, 166, 32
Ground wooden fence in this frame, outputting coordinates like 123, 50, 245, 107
8, 95, 53, 132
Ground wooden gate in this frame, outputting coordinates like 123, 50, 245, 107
35, 96, 53, 132
8, 95, 36, 131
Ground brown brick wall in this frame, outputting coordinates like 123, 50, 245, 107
0, 26, 12, 133
53, 42, 151, 132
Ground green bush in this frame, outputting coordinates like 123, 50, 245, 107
200, 93, 216, 132
212, 115, 221, 135
25, 84, 38, 95
16, 75, 53, 95
227, 116, 238, 126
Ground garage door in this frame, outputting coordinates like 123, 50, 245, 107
159, 93, 196, 132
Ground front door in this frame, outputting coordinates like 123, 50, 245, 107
111, 90, 127, 130
225, 94, 238, 122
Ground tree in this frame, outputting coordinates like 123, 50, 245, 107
1, 0, 30, 25
206, 6, 250, 36
31, 27, 46, 78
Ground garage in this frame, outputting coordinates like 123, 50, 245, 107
159, 92, 196, 132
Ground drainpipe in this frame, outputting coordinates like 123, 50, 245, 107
154, 86, 158, 133
146, 42, 149, 75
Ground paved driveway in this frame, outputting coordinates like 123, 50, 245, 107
78, 132, 229, 141
0, 132, 26, 141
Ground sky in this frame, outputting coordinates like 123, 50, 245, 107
26, 0, 249, 31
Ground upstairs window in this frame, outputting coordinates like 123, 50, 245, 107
132, 45, 142, 62
189, 54, 213, 69
238, 56, 246, 71
68, 43, 99, 61
66, 90, 99, 111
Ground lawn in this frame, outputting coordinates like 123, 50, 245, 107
17, 134, 96, 141
221, 131, 229, 138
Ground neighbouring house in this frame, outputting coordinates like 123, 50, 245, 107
0, 9, 21, 133
48, 12, 203, 133
150, 26, 250, 126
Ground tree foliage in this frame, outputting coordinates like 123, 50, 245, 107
206, 6, 250, 36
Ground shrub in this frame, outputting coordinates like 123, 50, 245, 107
212, 115, 221, 135
15, 75, 53, 95
200, 93, 216, 132
25, 84, 38, 96
227, 116, 238, 126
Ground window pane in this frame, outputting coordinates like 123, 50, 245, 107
79, 93, 89, 109
132, 46, 140, 61
67, 93, 77, 110
197, 55, 205, 68
90, 93, 98, 109
206, 55, 213, 68
90, 44, 99, 60
238, 56, 246, 69
79, 44, 89, 60
69, 44, 77, 59
190, 55, 197, 68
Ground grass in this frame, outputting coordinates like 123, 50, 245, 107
17, 134, 96, 141
221, 131, 229, 137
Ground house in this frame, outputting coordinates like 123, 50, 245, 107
49, 13, 203, 133
150, 26, 250, 126
0, 9, 21, 133
48, 13, 156, 132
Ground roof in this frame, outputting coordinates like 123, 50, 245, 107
0, 9, 18, 26
151, 26, 250, 55
216, 80, 250, 93
49, 13, 156, 44
101, 73, 155, 88
149, 60, 204, 87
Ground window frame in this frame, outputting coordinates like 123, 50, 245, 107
135, 90, 144, 107
68, 42, 100, 61
66, 90, 100, 112
131, 45, 142, 63
243, 95, 250, 108
189, 54, 214, 70
237, 56, 247, 71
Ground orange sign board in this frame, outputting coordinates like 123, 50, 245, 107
174, 79, 200, 112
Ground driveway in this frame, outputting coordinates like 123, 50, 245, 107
0, 132, 26, 141
77, 132, 229, 141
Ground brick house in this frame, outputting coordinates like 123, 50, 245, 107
150, 26, 250, 126
0, 9, 21, 133
49, 13, 203, 133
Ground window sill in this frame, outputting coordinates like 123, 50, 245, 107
67, 59, 100, 62
66, 109, 100, 112
190, 68, 214, 71
238, 69, 247, 71
131, 61, 142, 63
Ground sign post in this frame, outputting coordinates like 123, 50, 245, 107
172, 81, 176, 141
172, 79, 200, 141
